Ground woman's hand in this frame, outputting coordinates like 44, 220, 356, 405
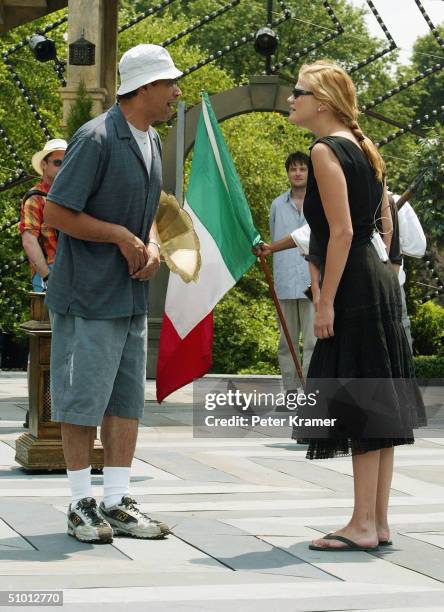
314, 300, 335, 339
253, 243, 273, 257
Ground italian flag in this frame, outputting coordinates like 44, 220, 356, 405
156, 93, 261, 402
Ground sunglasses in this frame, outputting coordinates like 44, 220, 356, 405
151, 78, 179, 87
48, 159, 63, 167
292, 87, 314, 99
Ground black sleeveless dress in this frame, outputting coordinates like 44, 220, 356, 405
299, 136, 427, 460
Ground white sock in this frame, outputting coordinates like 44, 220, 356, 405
103, 466, 131, 509
67, 466, 92, 506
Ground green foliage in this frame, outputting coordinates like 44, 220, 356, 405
220, 112, 311, 239
409, 25, 444, 119
409, 126, 444, 244
403, 256, 427, 318
212, 285, 280, 374
413, 355, 444, 380
0, 10, 67, 333
0, 186, 31, 333
168, 0, 391, 85
411, 301, 444, 356
66, 80, 93, 139
0, 9, 66, 181
382, 24, 444, 192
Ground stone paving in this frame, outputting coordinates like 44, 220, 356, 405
0, 371, 444, 611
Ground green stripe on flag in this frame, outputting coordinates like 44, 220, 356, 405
186, 92, 261, 281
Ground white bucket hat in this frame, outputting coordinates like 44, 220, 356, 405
31, 138, 67, 175
117, 44, 182, 96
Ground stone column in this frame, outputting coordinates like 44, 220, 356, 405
60, 0, 118, 123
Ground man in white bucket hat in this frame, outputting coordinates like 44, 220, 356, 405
19, 138, 67, 292
43, 44, 182, 545
117, 43, 182, 96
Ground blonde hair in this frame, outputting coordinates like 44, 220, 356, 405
299, 60, 385, 181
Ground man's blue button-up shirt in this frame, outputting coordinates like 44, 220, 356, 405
45, 103, 162, 319
269, 189, 310, 300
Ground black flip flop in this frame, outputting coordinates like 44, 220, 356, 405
309, 534, 379, 552
378, 539, 392, 546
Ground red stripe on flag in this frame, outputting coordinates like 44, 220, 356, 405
156, 312, 213, 402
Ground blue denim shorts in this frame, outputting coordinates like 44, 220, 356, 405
49, 312, 147, 426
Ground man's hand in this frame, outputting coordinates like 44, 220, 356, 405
253, 243, 273, 257
116, 229, 149, 275
21, 231, 50, 278
131, 241, 161, 281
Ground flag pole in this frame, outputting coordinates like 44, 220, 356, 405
257, 253, 305, 390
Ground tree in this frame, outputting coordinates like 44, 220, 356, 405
409, 126, 444, 245
66, 79, 93, 139
409, 25, 444, 119
168, 0, 393, 85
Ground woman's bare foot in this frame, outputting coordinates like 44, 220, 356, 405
311, 524, 378, 550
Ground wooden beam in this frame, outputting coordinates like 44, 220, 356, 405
3, 1, 47, 7
0, 0, 66, 34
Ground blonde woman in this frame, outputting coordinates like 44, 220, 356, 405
268, 61, 426, 551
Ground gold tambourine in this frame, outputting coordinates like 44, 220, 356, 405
155, 191, 201, 283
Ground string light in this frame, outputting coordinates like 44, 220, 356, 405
376, 105, 444, 147
53, 58, 67, 86
271, 1, 343, 73
183, 4, 292, 76
362, 64, 443, 111
0, 123, 28, 190
1, 15, 68, 144
161, 1, 240, 47
118, 0, 178, 33
413, 0, 444, 50
2, 57, 53, 139
420, 256, 444, 303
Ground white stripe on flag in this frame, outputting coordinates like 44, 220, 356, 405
165, 201, 236, 339
201, 97, 229, 192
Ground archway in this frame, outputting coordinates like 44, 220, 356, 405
162, 75, 292, 192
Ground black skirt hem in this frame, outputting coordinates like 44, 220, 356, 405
297, 436, 415, 460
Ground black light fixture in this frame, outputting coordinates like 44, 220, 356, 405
29, 34, 57, 62
254, 27, 278, 57
69, 34, 95, 66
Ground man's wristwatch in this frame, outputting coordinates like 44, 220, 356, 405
42, 273, 50, 283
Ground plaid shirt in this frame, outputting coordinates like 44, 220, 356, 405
18, 179, 58, 275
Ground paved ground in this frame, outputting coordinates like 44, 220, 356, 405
0, 371, 443, 611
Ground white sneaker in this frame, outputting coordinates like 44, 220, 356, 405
99, 496, 168, 539
68, 497, 113, 544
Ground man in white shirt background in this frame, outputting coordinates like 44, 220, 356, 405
390, 193, 427, 351
269, 152, 316, 390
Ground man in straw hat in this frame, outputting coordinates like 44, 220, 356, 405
43, 44, 182, 544
19, 138, 67, 291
